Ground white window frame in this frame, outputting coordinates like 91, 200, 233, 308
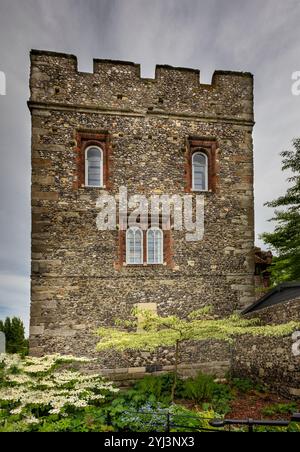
192, 151, 208, 192
147, 227, 163, 265
85, 145, 103, 188
126, 227, 143, 265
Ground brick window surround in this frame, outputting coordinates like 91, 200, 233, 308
185, 137, 218, 193
117, 229, 173, 268
74, 130, 112, 189
115, 218, 174, 270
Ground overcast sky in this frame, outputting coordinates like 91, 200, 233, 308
0, 0, 299, 332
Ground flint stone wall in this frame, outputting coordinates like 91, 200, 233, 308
232, 298, 300, 398
29, 50, 255, 372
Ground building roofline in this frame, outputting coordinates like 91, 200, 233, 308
30, 49, 253, 82
30, 49, 78, 60
242, 282, 300, 314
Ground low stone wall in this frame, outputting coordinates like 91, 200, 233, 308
232, 298, 300, 398
74, 340, 231, 386
98, 360, 230, 387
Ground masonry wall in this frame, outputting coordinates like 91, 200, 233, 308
233, 298, 300, 398
29, 50, 255, 371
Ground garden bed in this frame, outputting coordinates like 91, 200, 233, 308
228, 391, 300, 420
177, 391, 300, 421
1, 354, 299, 432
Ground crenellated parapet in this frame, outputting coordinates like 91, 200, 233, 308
29, 48, 256, 363
29, 50, 254, 122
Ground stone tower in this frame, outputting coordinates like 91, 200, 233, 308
29, 50, 255, 375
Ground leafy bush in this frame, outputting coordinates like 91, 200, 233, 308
0, 318, 28, 356
178, 373, 233, 414
255, 423, 300, 433
113, 373, 233, 416
112, 402, 217, 432
180, 373, 216, 404
211, 383, 233, 415
230, 378, 266, 394
0, 405, 115, 433
132, 373, 185, 404
262, 402, 298, 417
132, 375, 169, 402
2, 362, 297, 433
0, 354, 118, 428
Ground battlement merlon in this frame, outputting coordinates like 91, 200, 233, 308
29, 50, 254, 123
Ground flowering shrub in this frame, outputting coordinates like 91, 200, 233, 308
0, 354, 118, 428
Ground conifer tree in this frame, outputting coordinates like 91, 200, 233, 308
0, 317, 28, 355
262, 138, 300, 283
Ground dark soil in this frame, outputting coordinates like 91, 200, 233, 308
227, 391, 300, 420
178, 391, 300, 421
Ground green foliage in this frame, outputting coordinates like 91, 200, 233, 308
178, 373, 233, 415
109, 373, 232, 417
36, 408, 113, 433
96, 308, 299, 353
230, 378, 266, 394
117, 403, 217, 432
0, 354, 118, 430
0, 317, 28, 356
261, 138, 300, 284
103, 374, 179, 412
0, 367, 298, 432
131, 374, 178, 404
0, 407, 113, 433
180, 373, 216, 404
102, 397, 217, 433
262, 402, 298, 417
210, 383, 233, 415
133, 375, 167, 401
287, 422, 300, 432
96, 308, 299, 404
254, 422, 300, 433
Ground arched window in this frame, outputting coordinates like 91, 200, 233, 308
85, 146, 103, 187
147, 227, 163, 265
126, 227, 143, 265
192, 151, 208, 191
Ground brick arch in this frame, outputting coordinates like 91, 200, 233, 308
185, 138, 218, 193
74, 131, 112, 189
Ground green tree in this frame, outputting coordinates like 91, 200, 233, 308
261, 138, 300, 284
0, 317, 28, 355
96, 307, 299, 402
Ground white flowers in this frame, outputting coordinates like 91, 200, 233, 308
0, 353, 91, 375
24, 416, 40, 425
0, 354, 118, 419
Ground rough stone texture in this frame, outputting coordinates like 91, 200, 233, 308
232, 298, 300, 398
29, 50, 255, 371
